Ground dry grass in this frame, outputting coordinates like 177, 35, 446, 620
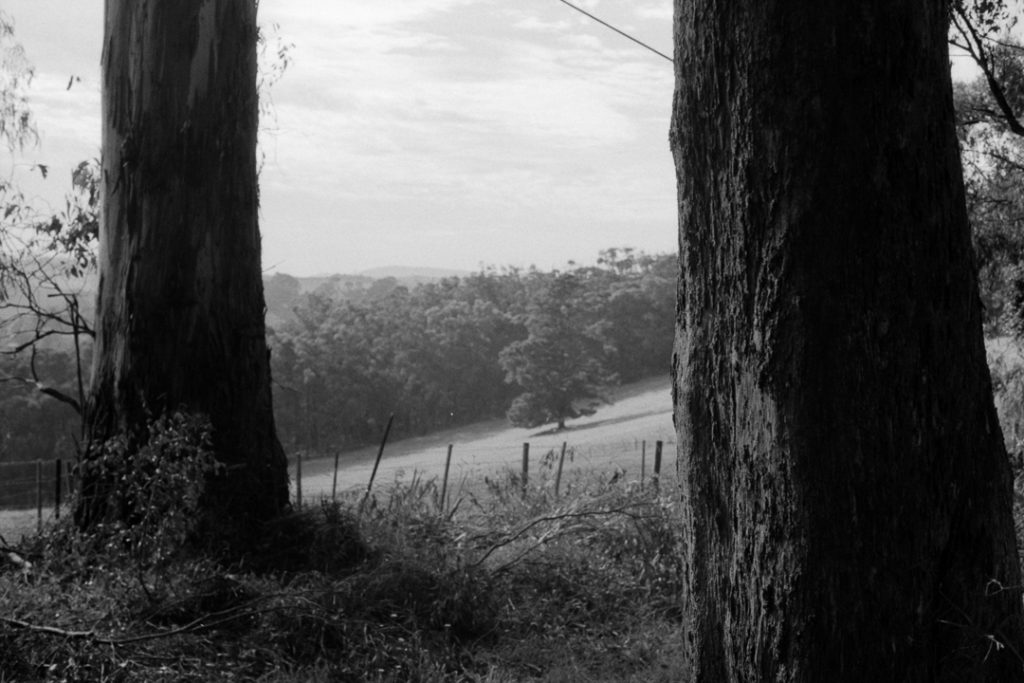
0, 463, 686, 682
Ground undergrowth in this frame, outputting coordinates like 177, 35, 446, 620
0, 451, 685, 682
988, 341, 1024, 567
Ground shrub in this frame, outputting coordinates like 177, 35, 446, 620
75, 411, 222, 568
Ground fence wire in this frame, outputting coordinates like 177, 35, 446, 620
288, 438, 679, 507
0, 438, 678, 539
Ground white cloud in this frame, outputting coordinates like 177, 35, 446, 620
7, 0, 679, 275
512, 16, 573, 33
635, 3, 673, 21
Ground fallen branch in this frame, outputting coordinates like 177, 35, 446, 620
0, 617, 93, 639
0, 598, 287, 646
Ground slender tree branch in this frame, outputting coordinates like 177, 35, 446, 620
0, 374, 82, 414
1, 599, 297, 646
952, 7, 1024, 136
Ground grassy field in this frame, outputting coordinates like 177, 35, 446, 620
295, 375, 676, 504
0, 377, 683, 681
0, 508, 50, 545
0, 376, 674, 544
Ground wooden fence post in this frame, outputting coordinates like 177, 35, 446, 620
296, 450, 303, 510
36, 459, 43, 532
331, 450, 340, 502
54, 459, 62, 520
521, 443, 530, 495
359, 413, 395, 513
641, 440, 647, 491
440, 444, 453, 512
554, 442, 567, 497
66, 462, 73, 509
653, 440, 663, 492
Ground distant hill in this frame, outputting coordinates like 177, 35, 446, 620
1, 264, 470, 341
357, 266, 469, 281
263, 266, 471, 330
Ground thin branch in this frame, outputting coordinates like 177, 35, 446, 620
2, 329, 65, 354
0, 374, 82, 414
0, 617, 94, 639
952, 7, 1024, 136
0, 600, 287, 646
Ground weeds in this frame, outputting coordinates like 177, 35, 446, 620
0, 457, 685, 681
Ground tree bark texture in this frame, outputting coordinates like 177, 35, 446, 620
79, 0, 288, 531
672, 2, 1024, 680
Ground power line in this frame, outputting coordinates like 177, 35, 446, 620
553, 0, 673, 64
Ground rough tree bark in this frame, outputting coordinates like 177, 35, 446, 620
672, 1, 1024, 680
77, 0, 288, 532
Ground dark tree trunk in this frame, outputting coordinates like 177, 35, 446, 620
77, 0, 288, 534
672, 1, 1023, 680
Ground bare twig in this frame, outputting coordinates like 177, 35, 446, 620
0, 373, 81, 413
0, 598, 290, 646
469, 505, 651, 570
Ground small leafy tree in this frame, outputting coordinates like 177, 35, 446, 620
499, 272, 617, 430
0, 161, 100, 415
0, 10, 35, 154
1, 13, 98, 419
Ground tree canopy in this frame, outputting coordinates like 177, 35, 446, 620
267, 250, 674, 449
500, 271, 618, 430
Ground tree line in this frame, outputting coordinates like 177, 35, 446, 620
1, 248, 673, 463
267, 248, 674, 453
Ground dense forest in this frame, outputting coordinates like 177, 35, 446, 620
0, 248, 674, 463
267, 248, 674, 453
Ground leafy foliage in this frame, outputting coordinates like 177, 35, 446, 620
954, 41, 1024, 331
500, 271, 618, 429
268, 250, 674, 450
951, 0, 1024, 136
74, 411, 222, 568
31, 159, 102, 278
1, 456, 685, 681
1, 57, 99, 428
0, 11, 36, 152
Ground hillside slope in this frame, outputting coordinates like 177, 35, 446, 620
296, 375, 676, 501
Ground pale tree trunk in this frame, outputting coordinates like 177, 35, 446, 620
672, 1, 1024, 680
77, 0, 288, 534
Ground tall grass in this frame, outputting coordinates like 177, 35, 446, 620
0, 453, 685, 682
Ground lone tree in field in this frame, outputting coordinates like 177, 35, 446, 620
500, 272, 616, 430
672, 1, 1024, 680
77, 1, 288, 532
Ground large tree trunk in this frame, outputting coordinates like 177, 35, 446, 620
77, 0, 288, 533
672, 1, 1024, 680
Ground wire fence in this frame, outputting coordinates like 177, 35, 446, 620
0, 459, 70, 511
0, 436, 677, 540
288, 437, 679, 508
0, 458, 72, 540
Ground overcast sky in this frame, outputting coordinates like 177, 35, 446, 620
3, 2, 985, 277
3, 0, 679, 276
